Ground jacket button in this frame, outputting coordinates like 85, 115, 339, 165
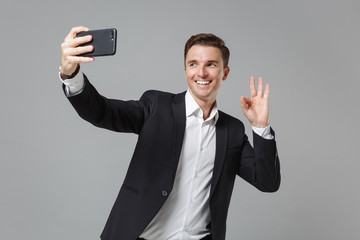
162, 190, 168, 197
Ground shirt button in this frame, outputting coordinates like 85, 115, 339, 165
162, 190, 168, 197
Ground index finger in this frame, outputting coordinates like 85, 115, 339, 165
65, 26, 90, 42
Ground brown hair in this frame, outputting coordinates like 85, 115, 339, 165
184, 33, 230, 68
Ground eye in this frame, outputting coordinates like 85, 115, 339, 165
189, 63, 196, 67
208, 63, 216, 67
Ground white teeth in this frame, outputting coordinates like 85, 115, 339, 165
196, 81, 211, 85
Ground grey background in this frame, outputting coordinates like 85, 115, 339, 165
1, 0, 359, 239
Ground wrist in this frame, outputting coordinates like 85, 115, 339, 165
251, 121, 269, 128
60, 64, 80, 80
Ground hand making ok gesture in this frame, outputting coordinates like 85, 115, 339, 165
240, 76, 270, 128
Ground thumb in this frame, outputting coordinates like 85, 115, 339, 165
240, 96, 249, 113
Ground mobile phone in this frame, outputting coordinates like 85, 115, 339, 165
76, 28, 117, 57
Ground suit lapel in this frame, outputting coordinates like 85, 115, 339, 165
170, 93, 228, 198
210, 111, 228, 198
170, 92, 187, 177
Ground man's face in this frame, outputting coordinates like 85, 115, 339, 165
185, 45, 230, 105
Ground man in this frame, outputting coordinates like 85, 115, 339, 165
59, 26, 280, 240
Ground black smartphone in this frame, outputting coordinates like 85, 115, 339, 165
76, 28, 117, 57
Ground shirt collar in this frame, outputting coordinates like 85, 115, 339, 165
185, 90, 219, 123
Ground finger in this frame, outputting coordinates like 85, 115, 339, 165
257, 77, 263, 97
67, 35, 93, 47
264, 83, 270, 99
240, 96, 248, 112
240, 96, 251, 112
65, 26, 90, 41
250, 76, 256, 98
64, 45, 94, 56
66, 55, 95, 64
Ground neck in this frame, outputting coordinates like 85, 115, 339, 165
195, 98, 216, 120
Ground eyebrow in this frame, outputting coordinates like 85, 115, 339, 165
186, 60, 220, 64
186, 60, 197, 64
207, 60, 220, 64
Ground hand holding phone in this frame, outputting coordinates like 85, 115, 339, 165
61, 27, 117, 76
60, 26, 95, 77
76, 28, 117, 57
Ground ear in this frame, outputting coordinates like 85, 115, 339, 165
222, 67, 230, 81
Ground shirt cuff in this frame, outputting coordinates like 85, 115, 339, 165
252, 125, 274, 140
58, 66, 85, 97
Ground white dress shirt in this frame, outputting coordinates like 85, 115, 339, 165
140, 91, 218, 239
59, 67, 274, 239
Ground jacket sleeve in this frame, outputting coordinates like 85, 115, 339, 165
64, 74, 153, 134
237, 128, 281, 192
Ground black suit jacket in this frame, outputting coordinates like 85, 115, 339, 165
65, 75, 281, 240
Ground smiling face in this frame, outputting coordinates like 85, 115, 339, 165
185, 45, 230, 106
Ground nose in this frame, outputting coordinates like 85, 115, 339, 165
198, 66, 208, 78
